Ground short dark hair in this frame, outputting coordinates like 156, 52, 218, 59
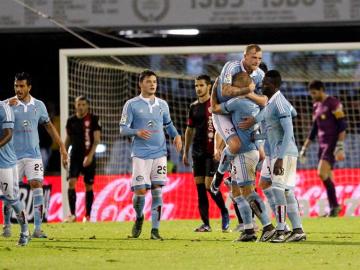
139, 69, 157, 83
75, 95, 89, 104
265, 70, 282, 88
259, 62, 268, 73
308, 80, 325, 91
195, 74, 211, 85
15, 72, 32, 86
245, 44, 262, 54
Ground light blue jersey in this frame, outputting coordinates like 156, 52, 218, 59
120, 95, 179, 159
220, 97, 260, 153
217, 60, 264, 103
263, 91, 298, 159
0, 102, 17, 168
11, 96, 50, 160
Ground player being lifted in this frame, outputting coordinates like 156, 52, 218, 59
0, 100, 30, 246
253, 70, 305, 242
120, 69, 182, 240
2, 72, 68, 239
210, 44, 267, 200
183, 74, 229, 232
300, 80, 346, 217
212, 72, 275, 242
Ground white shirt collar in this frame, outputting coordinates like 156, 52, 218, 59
15, 95, 35, 107
139, 94, 159, 113
268, 90, 281, 104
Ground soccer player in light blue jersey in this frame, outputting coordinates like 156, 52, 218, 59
2, 72, 68, 239
211, 45, 268, 199
253, 70, 306, 243
120, 70, 182, 240
0, 101, 30, 246
212, 72, 275, 242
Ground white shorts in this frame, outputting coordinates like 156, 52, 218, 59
17, 158, 44, 182
0, 166, 19, 200
212, 114, 237, 142
231, 150, 259, 187
131, 156, 167, 191
260, 156, 271, 182
270, 156, 297, 189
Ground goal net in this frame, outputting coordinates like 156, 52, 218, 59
59, 44, 360, 220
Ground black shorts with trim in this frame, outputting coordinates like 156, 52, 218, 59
68, 155, 96, 185
192, 155, 218, 177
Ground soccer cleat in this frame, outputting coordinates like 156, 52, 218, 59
32, 230, 48, 238
234, 231, 257, 242
2, 225, 11, 238
258, 224, 276, 242
63, 214, 76, 223
329, 206, 342, 217
131, 215, 144, 238
194, 224, 212, 232
286, 230, 307, 242
17, 232, 31, 246
221, 211, 230, 232
150, 228, 163, 240
82, 216, 90, 223
270, 231, 286, 243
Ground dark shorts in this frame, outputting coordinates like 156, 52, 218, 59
68, 156, 96, 185
192, 155, 218, 177
318, 142, 336, 168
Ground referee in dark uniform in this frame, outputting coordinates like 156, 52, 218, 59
64, 96, 101, 222
183, 75, 229, 232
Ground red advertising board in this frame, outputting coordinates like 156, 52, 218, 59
1, 169, 359, 223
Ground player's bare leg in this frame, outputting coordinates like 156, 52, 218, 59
318, 160, 341, 217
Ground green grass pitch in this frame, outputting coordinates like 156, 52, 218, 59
0, 218, 359, 270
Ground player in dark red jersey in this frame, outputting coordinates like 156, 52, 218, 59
182, 75, 230, 232
64, 96, 101, 222
300, 80, 346, 217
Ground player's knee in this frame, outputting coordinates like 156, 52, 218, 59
231, 185, 241, 197
29, 180, 42, 189
68, 179, 77, 189
85, 184, 93, 192
259, 180, 271, 190
240, 185, 253, 197
227, 137, 241, 154
134, 189, 147, 196
317, 170, 328, 180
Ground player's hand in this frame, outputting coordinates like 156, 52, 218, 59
299, 146, 307, 164
214, 148, 221, 161
83, 155, 93, 167
248, 82, 255, 92
136, 129, 152, 140
173, 135, 182, 153
182, 154, 190, 166
8, 97, 19, 106
334, 141, 346, 161
273, 158, 284, 176
238, 116, 255, 129
60, 150, 68, 169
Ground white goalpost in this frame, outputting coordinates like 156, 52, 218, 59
59, 43, 360, 219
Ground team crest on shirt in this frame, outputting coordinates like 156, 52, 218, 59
84, 120, 90, 127
23, 120, 30, 127
136, 175, 144, 182
320, 114, 326, 120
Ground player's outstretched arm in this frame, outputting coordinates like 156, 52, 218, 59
221, 82, 255, 97
44, 121, 68, 169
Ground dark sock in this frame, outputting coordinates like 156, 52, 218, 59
208, 189, 228, 215
196, 184, 209, 226
214, 171, 224, 187
233, 202, 243, 224
68, 189, 76, 215
323, 178, 339, 208
85, 190, 94, 217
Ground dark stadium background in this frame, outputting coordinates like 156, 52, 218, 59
0, 25, 359, 171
